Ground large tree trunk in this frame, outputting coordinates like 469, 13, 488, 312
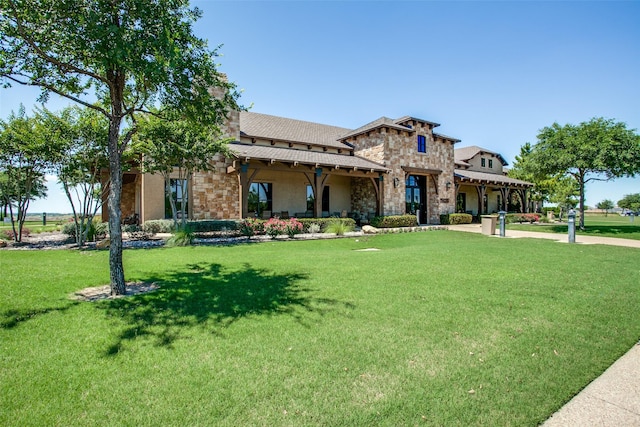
108, 119, 126, 295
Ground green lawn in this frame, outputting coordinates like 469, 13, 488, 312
2, 232, 639, 426
0, 220, 60, 235
507, 214, 640, 240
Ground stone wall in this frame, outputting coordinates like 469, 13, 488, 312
354, 122, 456, 223
350, 177, 378, 217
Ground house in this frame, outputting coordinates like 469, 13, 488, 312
454, 146, 533, 216
106, 110, 532, 225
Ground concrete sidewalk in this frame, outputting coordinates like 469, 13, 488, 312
447, 223, 640, 248
448, 223, 640, 425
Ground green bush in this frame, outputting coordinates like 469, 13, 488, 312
439, 214, 450, 225
142, 219, 175, 234
506, 213, 540, 224
166, 226, 195, 247
186, 220, 239, 233
325, 220, 353, 235
448, 213, 473, 224
370, 215, 417, 228
297, 218, 355, 233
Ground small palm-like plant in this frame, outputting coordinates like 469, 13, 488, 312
166, 226, 195, 247
325, 220, 353, 236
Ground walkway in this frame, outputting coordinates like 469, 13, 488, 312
447, 223, 640, 248
448, 223, 640, 426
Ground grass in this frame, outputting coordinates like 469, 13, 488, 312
507, 214, 640, 240
1, 232, 639, 426
0, 220, 61, 235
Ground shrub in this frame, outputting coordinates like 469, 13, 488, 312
264, 217, 287, 239
284, 218, 303, 238
297, 218, 355, 233
239, 218, 264, 237
325, 219, 353, 235
94, 222, 109, 239
186, 220, 239, 233
307, 223, 321, 234
166, 226, 195, 247
506, 213, 540, 224
370, 215, 417, 228
448, 213, 473, 224
142, 219, 174, 234
2, 227, 30, 240
439, 214, 450, 225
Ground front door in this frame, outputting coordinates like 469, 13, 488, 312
405, 175, 427, 224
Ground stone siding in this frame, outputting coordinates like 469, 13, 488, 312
350, 177, 378, 217
354, 122, 456, 223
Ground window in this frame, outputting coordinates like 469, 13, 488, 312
165, 179, 188, 219
248, 182, 272, 216
306, 185, 330, 213
417, 135, 426, 153
488, 159, 493, 169
481, 158, 486, 167
306, 185, 315, 212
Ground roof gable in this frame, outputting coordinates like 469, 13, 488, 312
239, 111, 352, 149
455, 145, 508, 166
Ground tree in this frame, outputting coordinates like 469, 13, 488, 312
596, 199, 614, 217
618, 193, 640, 213
135, 109, 232, 229
547, 175, 579, 220
38, 106, 110, 246
1, 1, 239, 295
530, 117, 640, 230
0, 107, 49, 242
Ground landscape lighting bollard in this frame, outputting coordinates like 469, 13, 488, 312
42, 212, 46, 226
568, 209, 576, 243
499, 211, 506, 237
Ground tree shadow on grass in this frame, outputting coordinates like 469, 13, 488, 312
99, 262, 354, 355
1, 303, 79, 329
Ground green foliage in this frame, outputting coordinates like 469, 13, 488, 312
530, 117, 640, 229
0, 107, 50, 242
324, 220, 353, 235
0, 0, 241, 293
2, 234, 640, 425
142, 219, 175, 234
186, 220, 239, 233
297, 218, 356, 233
506, 213, 541, 224
448, 213, 473, 224
370, 215, 418, 228
166, 226, 195, 247
618, 193, 640, 212
439, 214, 450, 225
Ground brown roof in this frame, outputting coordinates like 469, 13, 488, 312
455, 145, 508, 166
454, 169, 532, 187
239, 111, 352, 149
229, 143, 389, 172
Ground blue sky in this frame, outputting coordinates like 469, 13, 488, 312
1, 0, 639, 213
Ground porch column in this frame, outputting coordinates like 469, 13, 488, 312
523, 188, 529, 213
314, 168, 323, 218
476, 184, 486, 220
239, 163, 250, 219
377, 174, 384, 216
499, 187, 509, 212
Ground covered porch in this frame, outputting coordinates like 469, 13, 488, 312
227, 143, 389, 221
454, 170, 533, 220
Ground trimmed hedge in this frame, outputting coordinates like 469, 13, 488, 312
297, 217, 356, 233
186, 220, 240, 232
370, 215, 418, 228
141, 219, 175, 234
448, 213, 473, 224
439, 214, 450, 225
506, 213, 540, 224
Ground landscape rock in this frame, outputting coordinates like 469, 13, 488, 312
362, 225, 379, 234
